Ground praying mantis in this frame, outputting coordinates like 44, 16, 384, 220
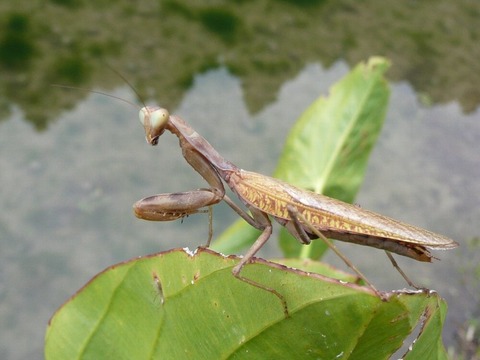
134, 106, 458, 313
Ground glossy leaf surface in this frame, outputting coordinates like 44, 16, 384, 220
46, 248, 448, 359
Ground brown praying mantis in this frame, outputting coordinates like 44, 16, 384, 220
133, 106, 458, 313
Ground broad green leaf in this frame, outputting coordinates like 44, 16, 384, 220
46, 248, 448, 359
277, 56, 390, 258
274, 257, 362, 284
403, 295, 450, 360
212, 57, 390, 260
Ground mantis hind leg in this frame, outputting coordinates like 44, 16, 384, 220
286, 205, 422, 293
285, 205, 383, 298
384, 251, 424, 290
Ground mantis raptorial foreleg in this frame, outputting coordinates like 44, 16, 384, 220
134, 190, 218, 220
134, 190, 217, 245
134, 140, 226, 245
135, 173, 291, 314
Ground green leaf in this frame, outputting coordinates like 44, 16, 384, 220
212, 57, 390, 260
403, 295, 450, 360
45, 248, 448, 359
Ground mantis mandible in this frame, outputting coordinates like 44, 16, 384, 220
134, 106, 458, 313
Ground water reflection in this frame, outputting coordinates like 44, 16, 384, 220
0, 1, 479, 130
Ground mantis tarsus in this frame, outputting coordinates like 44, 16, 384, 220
134, 106, 458, 315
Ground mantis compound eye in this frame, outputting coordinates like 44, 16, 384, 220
150, 108, 170, 130
139, 107, 169, 126
138, 107, 170, 145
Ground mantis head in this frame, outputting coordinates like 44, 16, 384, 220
139, 107, 170, 145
